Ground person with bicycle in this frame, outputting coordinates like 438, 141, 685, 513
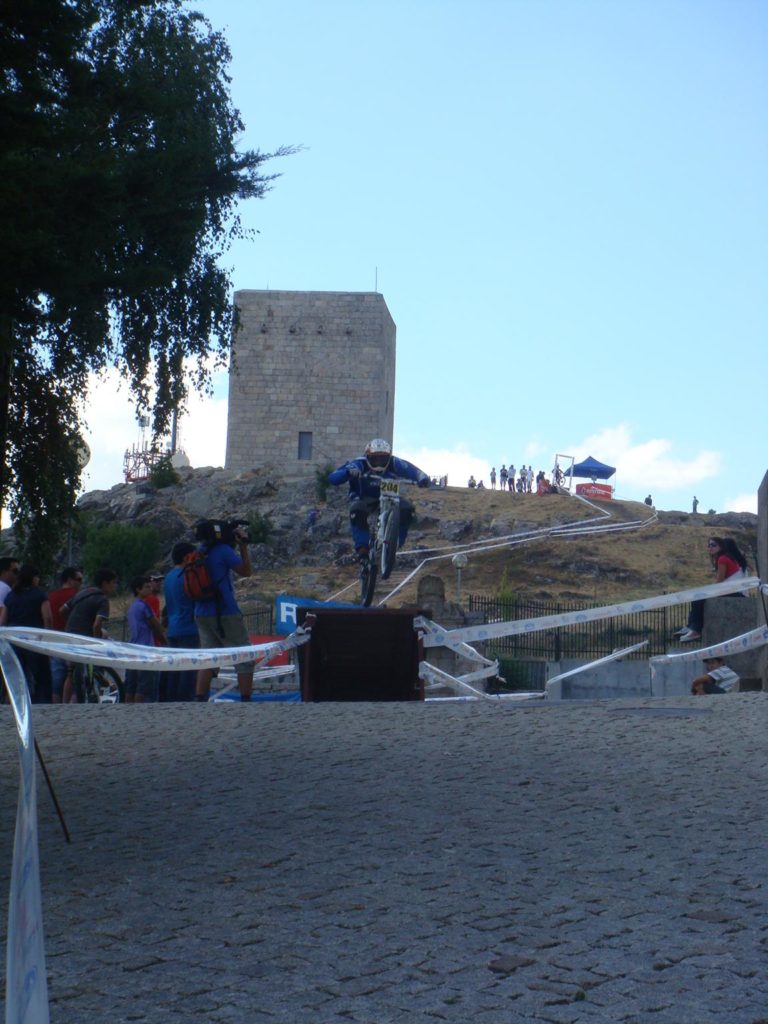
61, 567, 118, 702
328, 439, 430, 565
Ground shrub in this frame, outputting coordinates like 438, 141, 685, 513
248, 510, 273, 544
496, 568, 518, 607
81, 523, 161, 589
149, 456, 180, 489
315, 463, 334, 503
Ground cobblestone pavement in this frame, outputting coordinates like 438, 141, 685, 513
1, 695, 767, 1023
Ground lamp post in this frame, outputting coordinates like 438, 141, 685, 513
451, 552, 468, 603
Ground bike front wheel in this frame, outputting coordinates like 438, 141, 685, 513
360, 555, 378, 607
380, 505, 400, 580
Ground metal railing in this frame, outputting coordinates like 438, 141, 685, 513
468, 594, 673, 662
107, 603, 274, 644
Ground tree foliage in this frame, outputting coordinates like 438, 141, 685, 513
80, 522, 160, 589
148, 455, 180, 490
0, 0, 290, 559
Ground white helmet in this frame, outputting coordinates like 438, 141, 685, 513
364, 438, 392, 473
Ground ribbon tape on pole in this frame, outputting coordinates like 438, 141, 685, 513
0, 640, 50, 1024
0, 625, 312, 1023
416, 576, 762, 649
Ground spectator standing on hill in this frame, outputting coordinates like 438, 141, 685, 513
692, 496, 699, 513
468, 475, 476, 488
162, 543, 198, 702
499, 465, 508, 490
0, 565, 53, 702
123, 576, 166, 703
48, 566, 83, 703
645, 494, 653, 507
490, 467, 496, 490
508, 465, 516, 491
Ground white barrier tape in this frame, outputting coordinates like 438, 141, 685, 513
413, 619, 493, 666
545, 641, 649, 699
649, 625, 768, 670
419, 661, 499, 701
380, 508, 658, 605
0, 626, 311, 672
418, 577, 761, 648
0, 641, 50, 1024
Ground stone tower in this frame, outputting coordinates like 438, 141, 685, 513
225, 290, 396, 477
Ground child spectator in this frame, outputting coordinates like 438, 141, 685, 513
690, 656, 739, 695
124, 575, 166, 703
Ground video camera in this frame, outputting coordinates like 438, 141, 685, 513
193, 518, 251, 546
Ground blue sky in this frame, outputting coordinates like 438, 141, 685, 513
83, 0, 767, 513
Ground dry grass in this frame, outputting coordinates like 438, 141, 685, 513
244, 487, 758, 610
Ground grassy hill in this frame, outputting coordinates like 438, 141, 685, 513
245, 486, 759, 609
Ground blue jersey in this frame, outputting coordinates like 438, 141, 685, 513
328, 456, 428, 501
163, 567, 196, 637
193, 543, 243, 618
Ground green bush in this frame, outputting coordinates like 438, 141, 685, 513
248, 510, 274, 544
496, 568, 518, 608
81, 523, 161, 589
149, 455, 180, 489
315, 463, 334, 503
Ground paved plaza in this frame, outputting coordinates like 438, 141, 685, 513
1, 695, 766, 1023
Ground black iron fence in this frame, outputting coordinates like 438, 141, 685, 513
468, 594, 673, 663
107, 603, 274, 644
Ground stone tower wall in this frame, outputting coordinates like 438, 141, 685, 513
226, 290, 396, 477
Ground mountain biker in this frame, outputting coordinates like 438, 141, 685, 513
328, 439, 430, 563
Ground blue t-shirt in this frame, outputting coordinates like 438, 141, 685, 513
194, 543, 243, 618
163, 567, 196, 637
127, 597, 155, 646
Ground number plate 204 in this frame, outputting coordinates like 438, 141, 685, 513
379, 479, 400, 497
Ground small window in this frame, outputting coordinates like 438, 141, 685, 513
298, 431, 313, 460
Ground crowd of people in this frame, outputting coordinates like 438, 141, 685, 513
0, 437, 754, 703
468, 462, 565, 494
0, 518, 256, 704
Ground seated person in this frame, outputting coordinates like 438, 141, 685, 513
690, 656, 739, 695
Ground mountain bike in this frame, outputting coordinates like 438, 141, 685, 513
72, 663, 124, 704
360, 477, 408, 607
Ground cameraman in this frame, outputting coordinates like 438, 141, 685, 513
193, 521, 255, 703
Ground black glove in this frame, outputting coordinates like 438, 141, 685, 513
347, 465, 361, 479
418, 475, 430, 488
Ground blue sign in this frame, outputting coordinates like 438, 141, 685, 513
275, 594, 358, 635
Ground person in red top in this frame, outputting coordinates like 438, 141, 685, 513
47, 566, 83, 703
676, 537, 748, 642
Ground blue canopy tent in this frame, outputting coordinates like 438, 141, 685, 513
564, 456, 616, 481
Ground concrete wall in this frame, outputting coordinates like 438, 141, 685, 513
758, 470, 768, 690
226, 290, 396, 478
546, 659, 692, 700
547, 593, 763, 700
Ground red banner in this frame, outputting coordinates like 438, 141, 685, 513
575, 482, 613, 499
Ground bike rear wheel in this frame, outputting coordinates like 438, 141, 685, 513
93, 666, 124, 704
360, 555, 378, 607
380, 505, 400, 580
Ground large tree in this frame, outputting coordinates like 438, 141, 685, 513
0, 0, 288, 560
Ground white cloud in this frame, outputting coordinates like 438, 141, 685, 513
723, 492, 758, 514
79, 367, 228, 493
396, 443, 491, 488
566, 424, 721, 490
